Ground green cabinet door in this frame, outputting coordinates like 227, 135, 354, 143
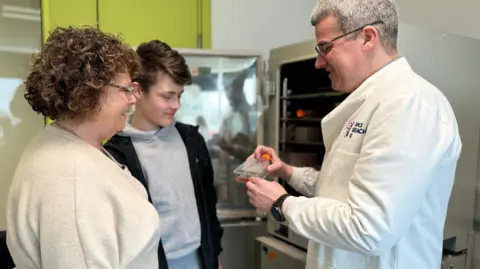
41, 0, 97, 41
97, 0, 210, 49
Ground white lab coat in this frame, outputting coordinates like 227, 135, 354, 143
282, 57, 462, 269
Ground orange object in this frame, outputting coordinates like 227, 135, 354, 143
236, 177, 250, 183
296, 109, 306, 118
268, 252, 277, 261
261, 153, 271, 161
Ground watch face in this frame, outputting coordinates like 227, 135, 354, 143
271, 206, 284, 222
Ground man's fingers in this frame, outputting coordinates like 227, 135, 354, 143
245, 180, 256, 191
266, 162, 282, 173
253, 145, 264, 158
248, 177, 263, 185
254, 145, 274, 158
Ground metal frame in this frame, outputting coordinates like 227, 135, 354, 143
265, 39, 317, 154
177, 48, 266, 146
263, 39, 317, 249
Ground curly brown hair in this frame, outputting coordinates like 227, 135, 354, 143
135, 40, 192, 92
24, 26, 142, 120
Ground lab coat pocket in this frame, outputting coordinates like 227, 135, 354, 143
328, 150, 360, 201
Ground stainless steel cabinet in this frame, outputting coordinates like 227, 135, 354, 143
441, 253, 467, 269
219, 220, 268, 269
256, 236, 307, 269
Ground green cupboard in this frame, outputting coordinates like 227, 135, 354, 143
40, 0, 211, 125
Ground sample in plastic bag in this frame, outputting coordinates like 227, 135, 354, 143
233, 154, 272, 182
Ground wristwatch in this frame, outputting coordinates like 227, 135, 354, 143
271, 193, 291, 222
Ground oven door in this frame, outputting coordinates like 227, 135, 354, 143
256, 236, 307, 269
267, 213, 309, 250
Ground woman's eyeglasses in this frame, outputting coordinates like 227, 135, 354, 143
108, 83, 138, 96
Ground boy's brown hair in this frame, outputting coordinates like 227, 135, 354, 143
135, 40, 192, 91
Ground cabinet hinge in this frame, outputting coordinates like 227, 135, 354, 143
264, 80, 275, 96
263, 59, 275, 96
196, 33, 203, 48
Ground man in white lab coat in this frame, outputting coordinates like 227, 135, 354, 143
245, 0, 462, 269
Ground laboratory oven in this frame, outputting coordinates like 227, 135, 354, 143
263, 40, 349, 250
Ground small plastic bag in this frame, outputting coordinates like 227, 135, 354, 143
233, 154, 271, 182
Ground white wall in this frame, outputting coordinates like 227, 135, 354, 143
211, 0, 480, 54
211, 0, 317, 53
0, 0, 41, 53
396, 0, 480, 41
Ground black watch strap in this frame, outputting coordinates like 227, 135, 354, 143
271, 194, 291, 222
273, 194, 291, 210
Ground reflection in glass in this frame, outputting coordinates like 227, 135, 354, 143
175, 54, 261, 215
0, 0, 44, 229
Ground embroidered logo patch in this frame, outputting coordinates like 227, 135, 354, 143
344, 121, 367, 138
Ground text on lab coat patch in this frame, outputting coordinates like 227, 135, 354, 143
344, 121, 367, 138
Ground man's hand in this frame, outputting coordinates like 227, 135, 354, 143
248, 145, 293, 180
218, 259, 223, 269
246, 177, 287, 211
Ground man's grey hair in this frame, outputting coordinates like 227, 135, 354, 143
310, 0, 399, 53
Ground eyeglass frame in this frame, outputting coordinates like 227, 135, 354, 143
314, 20, 384, 56
108, 83, 138, 96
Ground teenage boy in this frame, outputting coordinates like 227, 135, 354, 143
105, 40, 223, 269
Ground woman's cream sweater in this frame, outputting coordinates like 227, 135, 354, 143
6, 124, 161, 269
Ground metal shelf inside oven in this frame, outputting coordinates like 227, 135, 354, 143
280, 117, 323, 122
281, 141, 324, 146
280, 90, 347, 100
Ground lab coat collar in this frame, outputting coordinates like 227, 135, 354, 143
347, 57, 411, 100
321, 57, 411, 151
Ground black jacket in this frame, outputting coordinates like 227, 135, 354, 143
0, 230, 15, 269
104, 122, 223, 269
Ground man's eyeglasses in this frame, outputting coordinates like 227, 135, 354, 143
314, 21, 384, 56
108, 83, 137, 95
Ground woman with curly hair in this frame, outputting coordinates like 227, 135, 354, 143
6, 26, 161, 269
